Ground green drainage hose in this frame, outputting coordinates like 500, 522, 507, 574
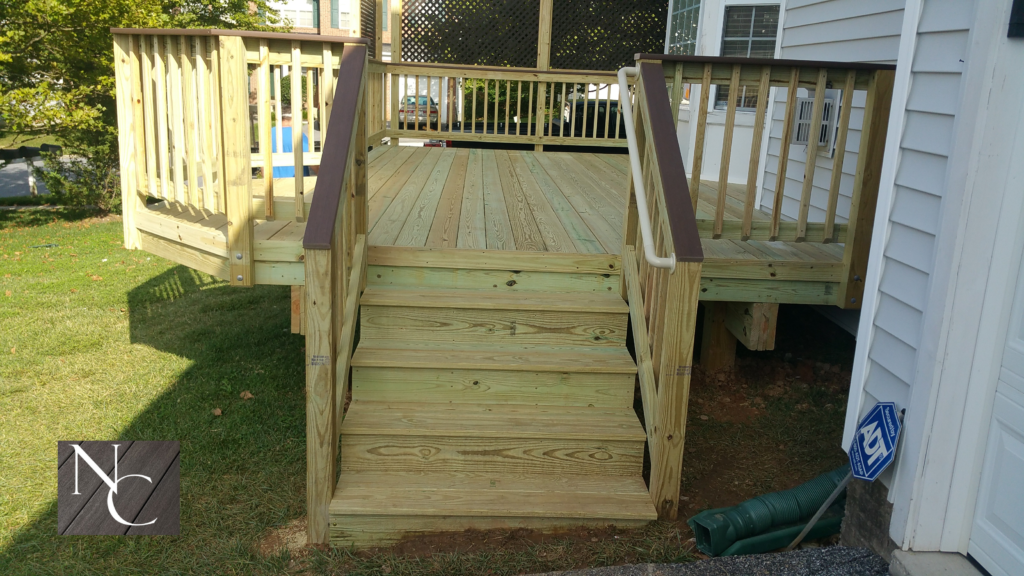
687, 465, 850, 557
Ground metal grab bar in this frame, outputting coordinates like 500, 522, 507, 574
617, 66, 676, 272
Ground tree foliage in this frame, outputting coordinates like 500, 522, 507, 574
0, 0, 283, 211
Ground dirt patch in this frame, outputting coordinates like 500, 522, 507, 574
258, 516, 309, 557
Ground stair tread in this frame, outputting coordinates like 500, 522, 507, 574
341, 400, 647, 441
360, 286, 628, 313
329, 472, 657, 520
351, 344, 637, 373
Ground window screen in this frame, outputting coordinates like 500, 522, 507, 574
716, 5, 779, 109
667, 0, 701, 55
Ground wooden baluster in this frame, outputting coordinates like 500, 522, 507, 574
167, 37, 185, 205
771, 67, 800, 240
558, 83, 567, 136
258, 41, 273, 219
481, 78, 488, 135
516, 80, 523, 136
670, 62, 684, 123
581, 82, 591, 139
179, 37, 200, 211
743, 65, 772, 239
469, 78, 478, 135
207, 38, 224, 213
840, 70, 895, 308
690, 63, 712, 211
548, 82, 556, 138
604, 83, 613, 138
390, 71, 399, 141
591, 84, 601, 139
195, 38, 216, 212
495, 79, 502, 136
140, 37, 159, 200
322, 44, 334, 142
274, 64, 283, 160
305, 67, 314, 156
825, 70, 856, 242
527, 81, 535, 137
505, 80, 511, 135
715, 64, 741, 238
569, 83, 578, 138
797, 68, 829, 241
291, 43, 305, 221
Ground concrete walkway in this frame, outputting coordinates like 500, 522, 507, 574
527, 546, 888, 576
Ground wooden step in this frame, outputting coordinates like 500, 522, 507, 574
359, 287, 629, 347
351, 345, 637, 408
339, 401, 646, 477
329, 472, 657, 547
367, 265, 620, 294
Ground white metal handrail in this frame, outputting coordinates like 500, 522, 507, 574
617, 66, 676, 271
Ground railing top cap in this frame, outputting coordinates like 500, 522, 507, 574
634, 53, 896, 72
111, 28, 369, 45
380, 60, 622, 77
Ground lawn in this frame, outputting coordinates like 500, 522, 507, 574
0, 208, 851, 575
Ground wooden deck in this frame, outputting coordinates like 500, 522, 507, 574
132, 147, 845, 305
366, 147, 630, 254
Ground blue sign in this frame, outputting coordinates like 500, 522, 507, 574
849, 402, 902, 481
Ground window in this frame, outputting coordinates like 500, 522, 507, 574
667, 0, 701, 55
382, 0, 389, 31
715, 5, 780, 109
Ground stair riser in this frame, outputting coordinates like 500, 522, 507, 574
340, 435, 644, 477
352, 367, 635, 408
329, 515, 650, 547
360, 306, 628, 347
367, 265, 620, 294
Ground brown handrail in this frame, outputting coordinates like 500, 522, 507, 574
303, 44, 367, 250
637, 62, 703, 264
111, 28, 369, 45
634, 53, 896, 71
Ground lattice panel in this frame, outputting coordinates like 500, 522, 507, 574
360, 0, 377, 56
401, 0, 539, 67
550, 0, 667, 71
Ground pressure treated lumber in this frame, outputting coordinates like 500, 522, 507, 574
724, 302, 778, 351
700, 301, 736, 371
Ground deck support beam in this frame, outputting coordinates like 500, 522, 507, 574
700, 302, 736, 371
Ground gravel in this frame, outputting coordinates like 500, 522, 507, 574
526, 546, 889, 576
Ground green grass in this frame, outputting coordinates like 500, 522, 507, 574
0, 209, 700, 575
0, 132, 58, 149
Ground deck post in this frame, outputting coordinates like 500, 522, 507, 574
534, 0, 553, 152
305, 247, 338, 545
839, 69, 894, 308
649, 261, 702, 520
217, 35, 255, 287
700, 301, 736, 371
113, 34, 144, 250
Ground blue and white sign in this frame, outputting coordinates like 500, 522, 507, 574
849, 402, 902, 481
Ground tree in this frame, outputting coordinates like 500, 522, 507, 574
0, 0, 283, 211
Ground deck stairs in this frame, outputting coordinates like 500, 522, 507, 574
329, 255, 657, 546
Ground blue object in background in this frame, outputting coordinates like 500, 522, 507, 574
848, 402, 902, 481
270, 126, 311, 178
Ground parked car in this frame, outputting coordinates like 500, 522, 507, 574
398, 95, 439, 128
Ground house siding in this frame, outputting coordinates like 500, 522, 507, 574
858, 0, 975, 454
759, 0, 905, 225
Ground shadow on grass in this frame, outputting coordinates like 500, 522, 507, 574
1, 266, 307, 575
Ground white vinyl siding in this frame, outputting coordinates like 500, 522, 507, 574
759, 0, 905, 226
858, 0, 974, 435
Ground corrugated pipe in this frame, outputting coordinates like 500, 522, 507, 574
687, 465, 850, 557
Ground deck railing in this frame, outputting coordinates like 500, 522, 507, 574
640, 54, 895, 308
112, 29, 368, 286
619, 62, 704, 520
365, 61, 633, 148
301, 44, 369, 545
